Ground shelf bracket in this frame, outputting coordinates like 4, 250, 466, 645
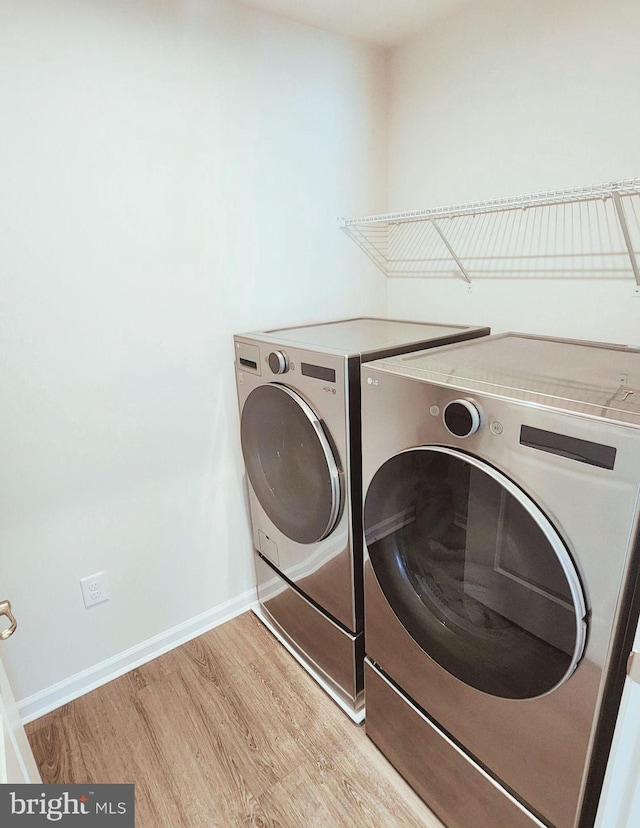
612, 193, 640, 286
429, 218, 471, 283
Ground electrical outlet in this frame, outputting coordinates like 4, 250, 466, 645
80, 571, 110, 609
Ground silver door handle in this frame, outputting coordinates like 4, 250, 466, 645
0, 600, 17, 641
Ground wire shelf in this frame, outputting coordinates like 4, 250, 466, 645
338, 179, 640, 283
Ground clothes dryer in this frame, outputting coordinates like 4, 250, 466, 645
234, 318, 489, 720
361, 333, 640, 827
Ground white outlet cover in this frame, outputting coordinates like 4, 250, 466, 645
80, 572, 110, 609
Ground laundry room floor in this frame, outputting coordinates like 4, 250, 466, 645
25, 612, 444, 827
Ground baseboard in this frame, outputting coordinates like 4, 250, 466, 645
18, 588, 258, 725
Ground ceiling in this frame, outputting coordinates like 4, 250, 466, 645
234, 0, 473, 47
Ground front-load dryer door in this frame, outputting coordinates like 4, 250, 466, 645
241, 383, 342, 545
364, 446, 587, 700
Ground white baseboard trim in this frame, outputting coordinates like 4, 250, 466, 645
18, 588, 258, 725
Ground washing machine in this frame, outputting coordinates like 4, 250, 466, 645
234, 317, 490, 721
361, 333, 640, 827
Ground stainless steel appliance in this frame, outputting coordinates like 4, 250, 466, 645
361, 333, 640, 826
234, 318, 490, 721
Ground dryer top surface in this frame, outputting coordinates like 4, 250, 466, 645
242, 317, 489, 359
368, 333, 640, 425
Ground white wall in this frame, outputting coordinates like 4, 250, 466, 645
386, 0, 640, 343
0, 0, 387, 706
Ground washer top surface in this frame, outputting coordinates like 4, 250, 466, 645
243, 317, 488, 359
369, 332, 640, 425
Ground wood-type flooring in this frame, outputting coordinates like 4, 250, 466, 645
26, 611, 445, 827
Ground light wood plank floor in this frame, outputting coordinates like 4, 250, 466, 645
26, 611, 445, 828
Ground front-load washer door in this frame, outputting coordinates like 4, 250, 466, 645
364, 446, 587, 700
241, 384, 341, 545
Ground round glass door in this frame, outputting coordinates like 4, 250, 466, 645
364, 447, 587, 699
241, 384, 341, 545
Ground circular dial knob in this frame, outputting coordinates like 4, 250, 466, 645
268, 350, 289, 374
443, 399, 481, 437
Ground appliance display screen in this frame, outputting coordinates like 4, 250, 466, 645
301, 363, 336, 383
520, 425, 616, 470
